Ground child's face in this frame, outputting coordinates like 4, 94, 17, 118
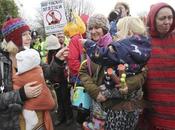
22, 31, 32, 48
89, 27, 104, 42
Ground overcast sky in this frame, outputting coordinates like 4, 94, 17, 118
93, 0, 175, 16
15, 0, 175, 20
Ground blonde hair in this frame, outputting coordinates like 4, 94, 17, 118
114, 16, 147, 41
1, 39, 19, 54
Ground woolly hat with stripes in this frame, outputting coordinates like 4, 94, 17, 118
1, 18, 30, 47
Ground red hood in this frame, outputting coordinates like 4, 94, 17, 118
147, 2, 175, 37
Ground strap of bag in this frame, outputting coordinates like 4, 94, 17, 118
73, 59, 87, 89
0, 61, 4, 93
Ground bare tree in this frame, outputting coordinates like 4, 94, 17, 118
64, 0, 94, 21
33, 9, 46, 38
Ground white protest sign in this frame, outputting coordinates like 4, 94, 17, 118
41, 0, 67, 34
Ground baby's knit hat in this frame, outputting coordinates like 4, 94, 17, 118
87, 14, 110, 32
1, 18, 30, 47
16, 49, 41, 74
46, 35, 61, 50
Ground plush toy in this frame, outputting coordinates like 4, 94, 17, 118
64, 12, 86, 37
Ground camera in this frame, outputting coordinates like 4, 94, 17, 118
108, 9, 122, 22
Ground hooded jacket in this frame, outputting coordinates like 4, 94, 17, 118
84, 35, 151, 76
13, 66, 55, 130
145, 2, 175, 129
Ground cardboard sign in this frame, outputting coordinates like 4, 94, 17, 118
41, 0, 67, 34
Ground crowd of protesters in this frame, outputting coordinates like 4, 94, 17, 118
0, 1, 175, 130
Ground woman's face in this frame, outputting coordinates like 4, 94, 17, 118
22, 31, 32, 48
156, 7, 173, 35
89, 27, 104, 41
115, 4, 128, 17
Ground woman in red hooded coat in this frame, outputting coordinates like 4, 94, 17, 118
140, 2, 175, 130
